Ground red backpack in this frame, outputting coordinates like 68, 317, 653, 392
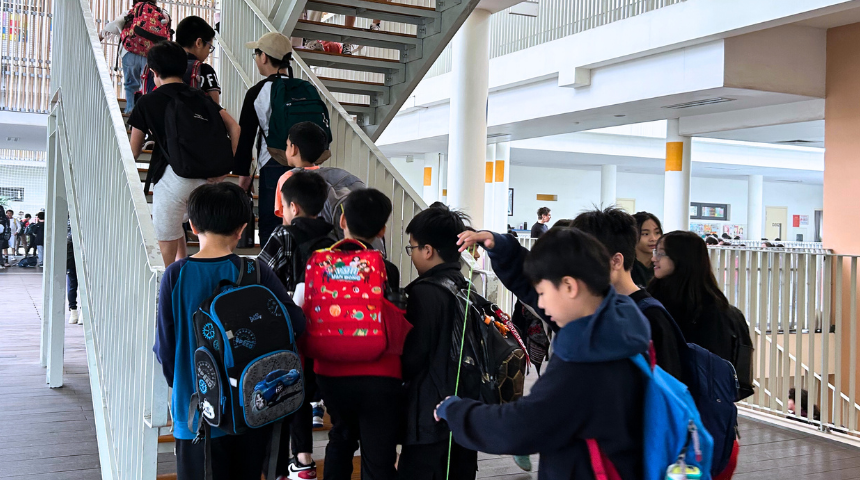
301, 240, 410, 362
138, 60, 203, 98
121, 1, 172, 56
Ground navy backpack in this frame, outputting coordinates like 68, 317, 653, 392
637, 296, 739, 477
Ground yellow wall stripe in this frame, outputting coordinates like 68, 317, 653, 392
485, 162, 494, 183
423, 167, 432, 186
536, 194, 558, 201
495, 160, 505, 182
666, 142, 684, 172
442, 189, 447, 196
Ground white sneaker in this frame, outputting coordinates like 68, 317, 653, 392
69, 309, 80, 324
311, 401, 325, 429
369, 22, 381, 31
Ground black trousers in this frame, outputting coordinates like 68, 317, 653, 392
398, 441, 478, 480
275, 358, 318, 475
175, 425, 273, 480
317, 375, 403, 480
258, 163, 291, 248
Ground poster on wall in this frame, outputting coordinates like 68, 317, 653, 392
690, 202, 730, 221
793, 215, 809, 227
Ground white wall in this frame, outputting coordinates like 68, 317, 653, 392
505, 164, 823, 238
0, 164, 46, 218
387, 156, 425, 194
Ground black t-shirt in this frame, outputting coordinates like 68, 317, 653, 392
128, 83, 223, 184
184, 53, 220, 92
628, 289, 684, 380
530, 221, 548, 238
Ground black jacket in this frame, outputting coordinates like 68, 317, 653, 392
658, 296, 737, 364
631, 259, 653, 288
486, 232, 554, 328
401, 262, 470, 445
530, 221, 548, 239
437, 288, 649, 480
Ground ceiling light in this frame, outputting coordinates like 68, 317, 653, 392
662, 98, 736, 109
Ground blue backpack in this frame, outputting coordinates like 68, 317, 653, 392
637, 297, 739, 477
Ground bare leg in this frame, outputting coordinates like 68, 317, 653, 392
158, 239, 183, 268
175, 236, 188, 263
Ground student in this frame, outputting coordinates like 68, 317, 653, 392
436, 227, 649, 480
272, 122, 331, 220
153, 182, 305, 480
258, 170, 334, 480
530, 207, 551, 238
313, 188, 402, 480
0, 207, 9, 268
234, 32, 298, 247
128, 41, 241, 267
631, 211, 662, 287
648, 231, 744, 364
99, 0, 171, 113
399, 206, 478, 480
168, 16, 222, 102
32, 212, 45, 267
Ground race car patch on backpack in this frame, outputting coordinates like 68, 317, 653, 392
301, 239, 409, 362
190, 258, 303, 436
121, 1, 172, 57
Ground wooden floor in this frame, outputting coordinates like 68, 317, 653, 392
3, 266, 860, 479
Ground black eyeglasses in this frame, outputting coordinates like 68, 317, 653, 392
208, 42, 216, 53
405, 244, 421, 256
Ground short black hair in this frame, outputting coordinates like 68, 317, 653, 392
524, 227, 610, 296
288, 122, 329, 164
537, 207, 551, 219
24, 214, 31, 219
175, 16, 216, 48
255, 48, 292, 69
705, 236, 719, 245
551, 219, 573, 229
343, 188, 392, 239
146, 41, 188, 78
188, 182, 251, 235
281, 170, 328, 217
571, 207, 638, 271
5, 209, 12, 215
36, 211, 45, 220
405, 205, 469, 263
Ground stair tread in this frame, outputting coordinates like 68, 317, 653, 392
311, 0, 436, 13
297, 19, 418, 39
298, 48, 402, 63
318, 76, 385, 87
341, 101, 372, 107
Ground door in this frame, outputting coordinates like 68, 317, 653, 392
765, 206, 788, 241
616, 198, 636, 214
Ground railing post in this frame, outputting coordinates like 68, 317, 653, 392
40, 109, 58, 368
44, 109, 69, 388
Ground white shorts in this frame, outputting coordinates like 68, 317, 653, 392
152, 165, 207, 242
8, 236, 15, 249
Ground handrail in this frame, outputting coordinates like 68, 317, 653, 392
220, 0, 430, 283
51, 0, 168, 478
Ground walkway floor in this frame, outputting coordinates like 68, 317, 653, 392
3, 267, 860, 479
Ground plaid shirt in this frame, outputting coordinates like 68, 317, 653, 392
258, 225, 299, 292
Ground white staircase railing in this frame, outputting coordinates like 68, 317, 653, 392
46, 0, 168, 479
220, 0, 429, 283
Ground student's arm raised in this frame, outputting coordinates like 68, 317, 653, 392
480, 232, 550, 324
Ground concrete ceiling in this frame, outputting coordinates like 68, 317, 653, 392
698, 120, 825, 148
0, 112, 48, 152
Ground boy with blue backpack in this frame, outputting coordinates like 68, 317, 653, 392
153, 182, 306, 480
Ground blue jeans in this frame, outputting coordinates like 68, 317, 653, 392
258, 163, 291, 248
122, 52, 148, 113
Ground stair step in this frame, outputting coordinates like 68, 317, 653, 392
341, 102, 375, 116
305, 0, 440, 26
295, 19, 421, 51
319, 76, 388, 99
298, 49, 405, 75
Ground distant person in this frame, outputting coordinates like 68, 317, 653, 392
788, 387, 820, 421
530, 207, 551, 238
32, 212, 45, 267
631, 212, 662, 287
705, 236, 719, 246
0, 207, 9, 268
67, 220, 81, 325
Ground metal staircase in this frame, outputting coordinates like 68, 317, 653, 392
225, 0, 481, 140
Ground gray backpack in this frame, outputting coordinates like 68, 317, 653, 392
290, 166, 386, 253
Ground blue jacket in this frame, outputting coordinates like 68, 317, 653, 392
437, 287, 651, 480
153, 254, 305, 440
486, 232, 551, 324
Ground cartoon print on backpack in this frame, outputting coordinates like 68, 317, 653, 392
252, 368, 302, 411
233, 328, 257, 349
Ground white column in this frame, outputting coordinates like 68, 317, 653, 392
440, 155, 448, 202
484, 143, 496, 230
747, 174, 764, 241
494, 141, 511, 233
44, 114, 68, 388
446, 8, 491, 228
662, 118, 692, 232
600, 164, 617, 208
422, 152, 442, 205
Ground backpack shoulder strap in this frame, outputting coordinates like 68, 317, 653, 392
189, 60, 203, 88
236, 257, 260, 286
415, 275, 461, 297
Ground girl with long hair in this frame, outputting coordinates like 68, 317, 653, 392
631, 212, 662, 287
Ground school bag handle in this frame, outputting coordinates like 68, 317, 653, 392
327, 238, 368, 252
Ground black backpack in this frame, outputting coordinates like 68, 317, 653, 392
158, 86, 234, 180
281, 225, 337, 293
189, 258, 303, 440
725, 305, 755, 400
419, 276, 527, 404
